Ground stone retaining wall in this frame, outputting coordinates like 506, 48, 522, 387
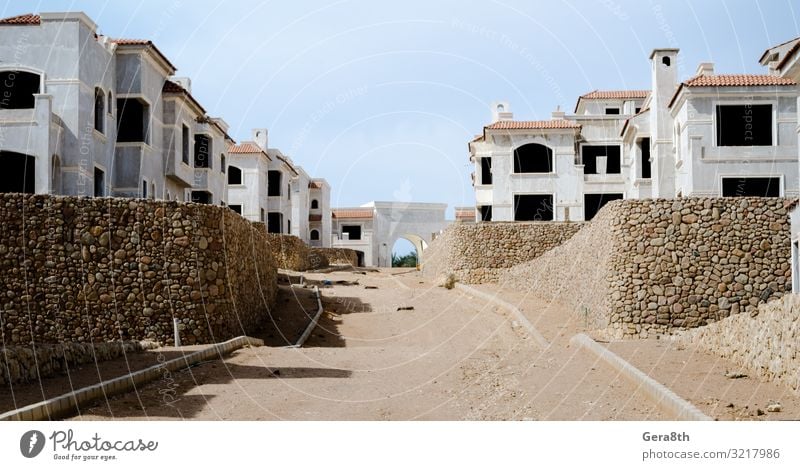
422, 221, 585, 284
0, 194, 278, 345
262, 232, 310, 272
502, 198, 791, 338
681, 294, 800, 392
0, 341, 147, 385
309, 247, 358, 268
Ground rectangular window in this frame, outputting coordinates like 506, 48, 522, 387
260, 208, 265, 222
267, 212, 282, 233
605, 108, 620, 115
229, 204, 242, 214
181, 125, 190, 164
268, 171, 282, 196
479, 205, 492, 222
191, 191, 212, 204
640, 138, 651, 179
716, 104, 772, 146
721, 177, 780, 197
288, 219, 291, 233
582, 145, 621, 174
480, 157, 492, 185
584, 193, 624, 220
93, 167, 105, 197
513, 195, 553, 221
342, 225, 362, 240
194, 134, 211, 168
117, 98, 149, 143
141, 180, 148, 199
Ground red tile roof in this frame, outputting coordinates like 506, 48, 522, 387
455, 209, 475, 219
682, 74, 796, 87
110, 38, 177, 72
332, 209, 374, 219
485, 119, 581, 130
309, 181, 323, 189
162, 80, 206, 114
669, 74, 797, 108
228, 142, 271, 160
0, 13, 40, 25
308, 214, 322, 222
579, 90, 649, 100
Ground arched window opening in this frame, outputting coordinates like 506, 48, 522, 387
311, 199, 319, 209
0, 70, 41, 109
310, 229, 320, 241
227, 165, 242, 185
94, 87, 105, 133
513, 143, 553, 173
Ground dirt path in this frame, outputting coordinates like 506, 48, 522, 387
70, 270, 665, 420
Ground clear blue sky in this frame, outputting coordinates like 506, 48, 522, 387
3, 1, 799, 254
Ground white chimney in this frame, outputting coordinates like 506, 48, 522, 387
491, 101, 513, 122
551, 106, 565, 120
173, 77, 192, 93
695, 62, 714, 76
252, 128, 268, 150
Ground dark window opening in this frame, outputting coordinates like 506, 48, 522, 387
514, 195, 553, 221
194, 134, 211, 168
310, 229, 320, 241
514, 143, 553, 173
0, 152, 35, 193
479, 205, 492, 222
93, 167, 105, 197
662, 56, 671, 66
94, 88, 105, 133
342, 225, 362, 240
181, 125, 189, 164
287, 219, 291, 233
220, 155, 225, 173
227, 165, 242, 185
605, 108, 620, 115
584, 193, 624, 221
582, 145, 621, 174
191, 191, 212, 204
635, 107, 641, 114
267, 212, 282, 233
480, 157, 492, 184
311, 199, 319, 209
117, 98, 149, 143
229, 204, 242, 215
721, 177, 780, 197
260, 208, 265, 222
268, 171, 282, 196
640, 138, 651, 179
107, 92, 113, 114
716, 104, 772, 146
141, 180, 148, 199
0, 71, 40, 109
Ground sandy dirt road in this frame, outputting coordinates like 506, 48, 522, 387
69, 269, 667, 420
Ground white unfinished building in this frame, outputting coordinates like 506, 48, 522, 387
0, 12, 229, 205
470, 46, 799, 222
227, 129, 332, 246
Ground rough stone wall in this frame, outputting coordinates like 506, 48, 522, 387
502, 198, 791, 338
262, 232, 310, 272
680, 294, 800, 392
0, 194, 278, 346
422, 222, 585, 284
314, 248, 358, 267
0, 341, 146, 385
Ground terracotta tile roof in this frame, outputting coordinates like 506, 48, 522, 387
0, 13, 40, 24
110, 38, 177, 72
309, 181, 323, 189
332, 209, 374, 219
455, 209, 475, 219
162, 80, 206, 114
308, 214, 322, 222
669, 74, 797, 108
228, 142, 271, 160
579, 90, 649, 100
682, 74, 796, 87
485, 119, 581, 130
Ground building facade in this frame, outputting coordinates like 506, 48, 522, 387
471, 46, 799, 222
